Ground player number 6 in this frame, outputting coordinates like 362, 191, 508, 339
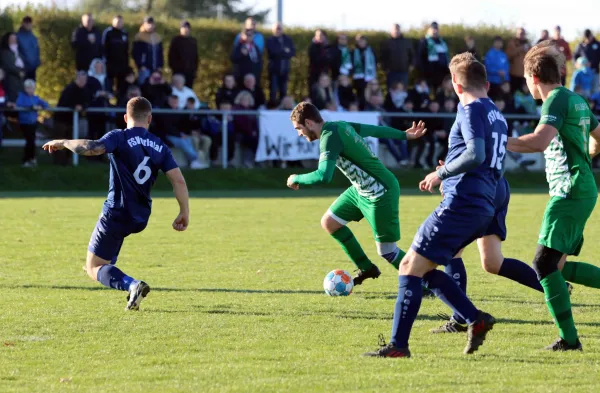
134, 156, 152, 185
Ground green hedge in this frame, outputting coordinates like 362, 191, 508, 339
0, 7, 524, 104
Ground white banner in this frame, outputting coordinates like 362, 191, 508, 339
255, 110, 380, 162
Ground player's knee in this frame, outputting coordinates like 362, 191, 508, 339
532, 245, 562, 280
321, 214, 342, 234
481, 256, 502, 274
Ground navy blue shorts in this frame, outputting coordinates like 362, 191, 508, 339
88, 212, 147, 264
484, 177, 510, 241
411, 206, 494, 266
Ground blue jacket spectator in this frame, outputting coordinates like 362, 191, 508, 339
266, 23, 296, 103
16, 79, 48, 166
570, 57, 594, 98
132, 17, 164, 84
234, 17, 265, 54
574, 30, 600, 73
15, 88, 48, 125
484, 37, 510, 85
71, 13, 102, 72
16, 16, 40, 80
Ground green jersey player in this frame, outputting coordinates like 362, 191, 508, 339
508, 41, 600, 351
287, 102, 426, 285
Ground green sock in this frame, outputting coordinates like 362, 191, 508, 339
330, 226, 374, 271
562, 261, 600, 289
540, 270, 578, 345
390, 248, 406, 270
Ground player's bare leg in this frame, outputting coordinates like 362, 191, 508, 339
86, 251, 150, 311
321, 212, 380, 285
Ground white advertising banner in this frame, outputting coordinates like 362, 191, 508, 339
255, 110, 380, 162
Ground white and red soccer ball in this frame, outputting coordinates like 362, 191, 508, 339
323, 269, 354, 296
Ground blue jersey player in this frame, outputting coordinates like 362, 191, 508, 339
364, 53, 505, 358
43, 97, 190, 311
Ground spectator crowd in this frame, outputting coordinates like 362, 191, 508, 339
2, 14, 600, 169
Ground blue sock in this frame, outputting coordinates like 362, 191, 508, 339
498, 258, 543, 292
96, 265, 136, 291
423, 269, 479, 324
390, 275, 423, 348
444, 258, 468, 324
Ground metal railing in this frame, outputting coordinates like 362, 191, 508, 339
0, 106, 550, 167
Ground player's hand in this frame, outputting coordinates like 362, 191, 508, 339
42, 140, 66, 154
419, 171, 442, 193
172, 212, 189, 231
405, 121, 427, 140
287, 175, 299, 190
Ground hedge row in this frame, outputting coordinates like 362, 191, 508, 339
1, 8, 529, 105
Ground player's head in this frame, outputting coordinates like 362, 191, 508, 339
449, 52, 488, 96
290, 102, 324, 142
523, 40, 565, 99
125, 96, 152, 128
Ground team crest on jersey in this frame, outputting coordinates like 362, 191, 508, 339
541, 114, 557, 123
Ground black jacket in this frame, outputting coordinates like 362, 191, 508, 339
266, 34, 296, 75
230, 41, 262, 82
575, 38, 600, 71
71, 25, 102, 71
102, 27, 129, 75
336, 85, 355, 109
55, 82, 92, 124
308, 41, 330, 79
380, 36, 414, 73
215, 87, 238, 107
169, 35, 199, 75
141, 81, 171, 108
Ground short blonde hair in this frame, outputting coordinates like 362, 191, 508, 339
524, 41, 564, 84
449, 52, 487, 91
234, 90, 255, 107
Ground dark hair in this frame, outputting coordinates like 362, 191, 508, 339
584, 29, 592, 38
22, 16, 33, 24
126, 97, 152, 121
169, 94, 179, 100
0, 32, 16, 49
493, 35, 503, 42
524, 41, 564, 84
186, 97, 195, 103
290, 102, 323, 125
449, 52, 488, 91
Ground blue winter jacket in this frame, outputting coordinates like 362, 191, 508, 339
484, 48, 510, 85
16, 92, 49, 125
16, 27, 41, 71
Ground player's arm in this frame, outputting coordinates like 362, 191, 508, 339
506, 124, 558, 153
287, 131, 342, 189
588, 121, 600, 157
165, 167, 190, 231
349, 121, 427, 140
42, 139, 106, 156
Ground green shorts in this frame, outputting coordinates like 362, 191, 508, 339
538, 196, 597, 256
328, 186, 400, 243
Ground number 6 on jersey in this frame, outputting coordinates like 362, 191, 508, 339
134, 156, 152, 184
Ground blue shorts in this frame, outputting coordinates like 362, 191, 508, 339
411, 206, 493, 266
88, 212, 147, 264
484, 177, 510, 241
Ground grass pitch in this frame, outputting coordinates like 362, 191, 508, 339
1, 190, 600, 393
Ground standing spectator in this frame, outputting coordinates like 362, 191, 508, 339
102, 15, 130, 93
54, 71, 91, 165
240, 73, 266, 109
266, 22, 296, 103
418, 22, 450, 92
216, 73, 237, 107
71, 13, 102, 72
551, 26, 572, 86
506, 27, 531, 93
380, 24, 414, 89
310, 73, 334, 110
171, 74, 199, 109
87, 59, 113, 148
485, 36, 510, 99
233, 90, 259, 167
230, 29, 262, 87
574, 30, 600, 93
16, 16, 40, 81
536, 29, 549, 44
463, 36, 478, 59
169, 20, 199, 89
330, 34, 352, 82
234, 17, 265, 55
352, 34, 377, 110
132, 16, 164, 85
16, 79, 48, 167
335, 74, 356, 110
141, 70, 171, 108
0, 32, 25, 103
570, 57, 594, 98
308, 29, 330, 90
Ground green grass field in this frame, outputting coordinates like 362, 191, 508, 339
1, 190, 600, 393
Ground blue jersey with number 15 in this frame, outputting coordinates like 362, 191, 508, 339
441, 99, 508, 216
98, 127, 178, 223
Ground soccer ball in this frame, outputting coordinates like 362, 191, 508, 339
323, 269, 354, 296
